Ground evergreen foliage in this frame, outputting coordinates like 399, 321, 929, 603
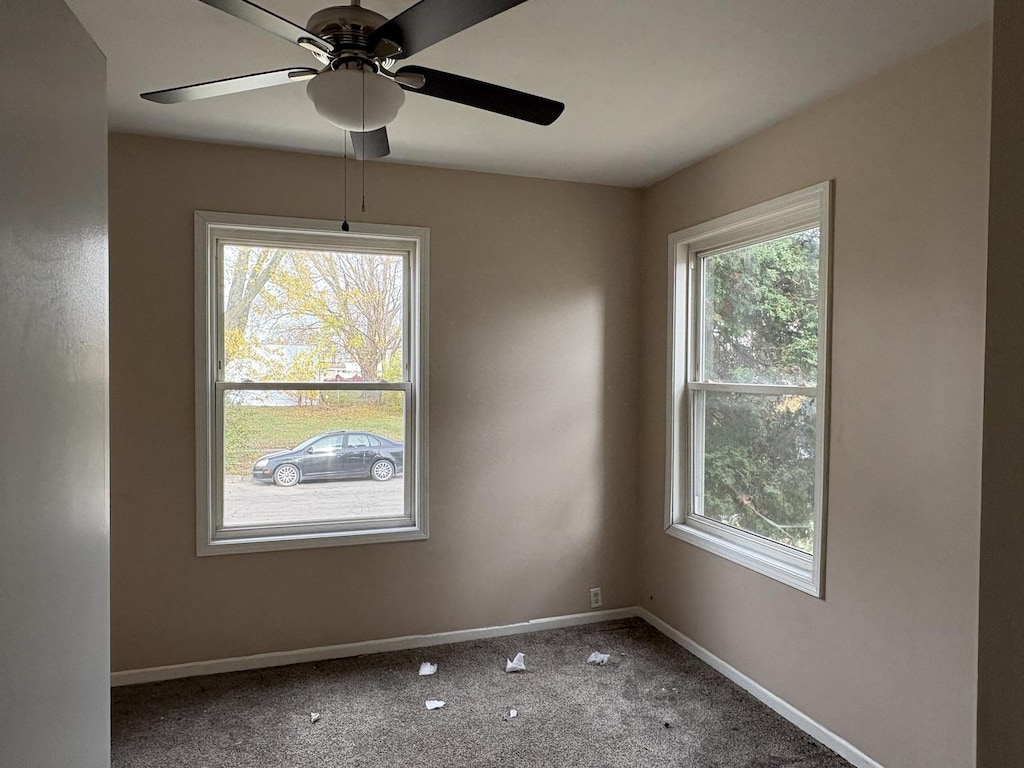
698, 229, 820, 552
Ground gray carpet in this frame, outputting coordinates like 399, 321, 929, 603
112, 618, 853, 767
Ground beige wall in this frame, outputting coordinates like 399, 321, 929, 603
109, 134, 641, 671
978, 2, 1024, 765
638, 26, 991, 768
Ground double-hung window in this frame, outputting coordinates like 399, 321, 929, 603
195, 212, 428, 554
667, 182, 831, 595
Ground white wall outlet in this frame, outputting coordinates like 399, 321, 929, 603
590, 587, 602, 608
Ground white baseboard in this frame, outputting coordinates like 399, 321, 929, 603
636, 608, 884, 768
110, 607, 635, 687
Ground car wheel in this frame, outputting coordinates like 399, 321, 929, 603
370, 459, 395, 481
273, 463, 300, 487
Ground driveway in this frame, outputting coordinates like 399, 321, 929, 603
223, 474, 405, 526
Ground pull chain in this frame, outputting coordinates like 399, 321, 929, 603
361, 61, 366, 213
341, 128, 350, 231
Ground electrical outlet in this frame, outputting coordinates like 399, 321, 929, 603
590, 587, 602, 609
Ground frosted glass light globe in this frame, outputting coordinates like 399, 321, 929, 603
306, 68, 405, 132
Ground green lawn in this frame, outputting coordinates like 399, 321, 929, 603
224, 399, 404, 475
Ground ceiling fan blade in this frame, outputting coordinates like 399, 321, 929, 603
198, 0, 333, 54
141, 67, 318, 104
351, 128, 391, 159
396, 66, 564, 126
368, 0, 528, 59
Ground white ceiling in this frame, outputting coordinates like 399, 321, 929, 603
66, 0, 992, 188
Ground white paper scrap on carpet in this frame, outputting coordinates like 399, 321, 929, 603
505, 652, 526, 673
586, 652, 611, 665
418, 662, 437, 676
425, 700, 445, 710
310, 712, 320, 723
509, 709, 518, 718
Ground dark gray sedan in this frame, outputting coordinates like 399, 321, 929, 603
251, 431, 404, 487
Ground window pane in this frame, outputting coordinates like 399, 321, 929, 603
697, 390, 816, 553
222, 245, 405, 384
702, 228, 819, 386
223, 389, 406, 527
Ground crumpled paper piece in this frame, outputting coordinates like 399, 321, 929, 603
419, 662, 437, 676
310, 712, 321, 723
586, 652, 611, 666
505, 652, 526, 673
425, 700, 445, 710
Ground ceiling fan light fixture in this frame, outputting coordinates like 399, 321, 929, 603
306, 67, 405, 132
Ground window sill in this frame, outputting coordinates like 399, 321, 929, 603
198, 523, 428, 556
665, 521, 822, 597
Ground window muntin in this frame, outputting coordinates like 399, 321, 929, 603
197, 213, 428, 554
667, 183, 831, 595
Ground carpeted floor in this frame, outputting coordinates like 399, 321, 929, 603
111, 618, 853, 767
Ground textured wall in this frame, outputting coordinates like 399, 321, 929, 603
0, 1, 110, 765
638, 26, 991, 768
108, 134, 641, 671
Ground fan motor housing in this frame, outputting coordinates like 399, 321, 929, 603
306, 5, 388, 51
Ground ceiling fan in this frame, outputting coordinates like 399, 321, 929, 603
141, 0, 565, 159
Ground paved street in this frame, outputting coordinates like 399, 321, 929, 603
223, 474, 405, 525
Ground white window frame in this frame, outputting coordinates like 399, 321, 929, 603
195, 211, 429, 555
665, 182, 832, 596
